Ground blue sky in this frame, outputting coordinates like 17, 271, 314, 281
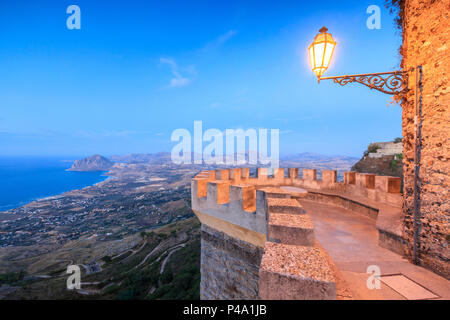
0, 0, 403, 157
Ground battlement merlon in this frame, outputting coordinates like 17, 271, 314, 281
192, 168, 402, 207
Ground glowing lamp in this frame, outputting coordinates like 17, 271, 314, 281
308, 27, 337, 80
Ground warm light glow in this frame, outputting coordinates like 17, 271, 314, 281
308, 27, 337, 79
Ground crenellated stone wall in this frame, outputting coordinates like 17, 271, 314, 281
191, 167, 403, 299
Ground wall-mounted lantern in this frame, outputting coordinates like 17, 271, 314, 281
308, 26, 410, 95
308, 27, 337, 80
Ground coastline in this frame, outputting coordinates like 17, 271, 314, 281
35, 172, 112, 201
0, 170, 112, 213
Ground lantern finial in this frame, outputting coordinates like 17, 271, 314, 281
319, 26, 328, 33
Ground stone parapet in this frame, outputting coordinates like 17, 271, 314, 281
191, 167, 404, 299
192, 168, 402, 211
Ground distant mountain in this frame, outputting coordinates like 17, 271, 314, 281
109, 151, 359, 171
282, 152, 358, 162
280, 153, 359, 172
67, 155, 114, 172
110, 152, 171, 164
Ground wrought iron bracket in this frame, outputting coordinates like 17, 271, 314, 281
319, 71, 408, 95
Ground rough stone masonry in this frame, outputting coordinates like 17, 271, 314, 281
401, 0, 450, 279
200, 225, 263, 300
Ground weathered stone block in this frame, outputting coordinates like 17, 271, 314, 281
215, 169, 229, 180
344, 171, 356, 185
230, 184, 256, 212
241, 168, 250, 179
193, 178, 208, 198
267, 198, 304, 215
322, 170, 337, 185
356, 173, 375, 189
207, 181, 230, 204
268, 213, 315, 246
259, 242, 336, 300
272, 168, 285, 181
257, 168, 268, 181
375, 175, 401, 194
229, 168, 241, 182
303, 169, 317, 181
288, 168, 299, 179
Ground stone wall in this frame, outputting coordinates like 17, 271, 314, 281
401, 0, 450, 278
200, 224, 263, 300
368, 142, 403, 158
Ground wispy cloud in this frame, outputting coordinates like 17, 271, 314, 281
216, 30, 237, 45
160, 57, 193, 88
159, 30, 236, 88
201, 30, 238, 52
75, 130, 138, 138
0, 128, 66, 137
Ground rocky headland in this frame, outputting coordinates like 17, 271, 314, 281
67, 155, 114, 172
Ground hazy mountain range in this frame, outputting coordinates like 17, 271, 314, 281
77, 152, 359, 173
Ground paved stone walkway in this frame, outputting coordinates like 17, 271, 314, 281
299, 199, 450, 300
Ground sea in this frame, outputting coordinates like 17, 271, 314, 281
0, 157, 108, 212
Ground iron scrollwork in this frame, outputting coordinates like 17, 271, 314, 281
319, 71, 408, 95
